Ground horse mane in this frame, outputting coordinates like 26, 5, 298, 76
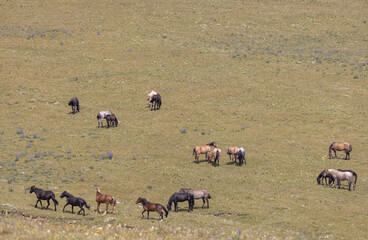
207, 141, 215, 146
96, 188, 101, 194
167, 194, 175, 207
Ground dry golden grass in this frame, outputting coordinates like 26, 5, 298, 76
0, 0, 368, 239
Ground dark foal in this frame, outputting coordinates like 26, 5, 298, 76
167, 192, 194, 212
150, 94, 161, 110
29, 186, 59, 211
60, 191, 90, 216
135, 197, 168, 220
106, 114, 118, 128
68, 97, 79, 114
316, 170, 334, 185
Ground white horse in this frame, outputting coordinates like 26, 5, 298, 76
323, 169, 357, 191
147, 90, 157, 101
237, 147, 246, 166
97, 111, 112, 128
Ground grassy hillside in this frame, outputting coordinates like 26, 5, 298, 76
1, 0, 368, 239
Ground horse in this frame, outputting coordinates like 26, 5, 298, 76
60, 191, 90, 216
147, 90, 157, 101
97, 111, 112, 128
237, 147, 246, 166
106, 114, 118, 128
323, 169, 357, 191
29, 186, 59, 211
135, 197, 168, 220
68, 97, 79, 114
316, 170, 334, 185
96, 188, 117, 214
207, 148, 221, 166
328, 142, 352, 160
167, 192, 194, 212
150, 93, 161, 110
179, 188, 212, 209
227, 146, 239, 163
193, 141, 217, 162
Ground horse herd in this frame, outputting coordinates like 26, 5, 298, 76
29, 185, 211, 220
193, 141, 246, 167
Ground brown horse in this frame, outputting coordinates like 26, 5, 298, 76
106, 114, 118, 128
96, 188, 117, 214
193, 141, 217, 162
207, 148, 221, 166
329, 142, 352, 160
227, 146, 239, 163
135, 197, 168, 220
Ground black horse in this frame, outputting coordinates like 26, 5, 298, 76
316, 170, 334, 185
60, 191, 90, 216
29, 186, 59, 211
68, 97, 79, 114
167, 192, 194, 212
106, 114, 118, 128
150, 94, 161, 110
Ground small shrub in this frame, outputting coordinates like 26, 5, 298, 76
16, 128, 23, 134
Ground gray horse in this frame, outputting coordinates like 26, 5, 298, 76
323, 169, 357, 191
179, 188, 212, 208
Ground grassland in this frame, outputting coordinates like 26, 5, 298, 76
1, 0, 368, 239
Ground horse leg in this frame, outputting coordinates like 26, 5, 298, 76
348, 182, 351, 191
141, 210, 146, 218
334, 150, 337, 158
72, 205, 74, 214
35, 199, 40, 208
63, 203, 69, 212
206, 198, 209, 208
147, 211, 150, 219
46, 199, 50, 209
97, 202, 100, 213
105, 202, 109, 214
201, 198, 205, 208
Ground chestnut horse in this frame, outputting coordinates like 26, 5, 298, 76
207, 148, 221, 166
135, 197, 168, 220
328, 142, 352, 160
96, 188, 117, 214
193, 141, 217, 162
227, 146, 239, 163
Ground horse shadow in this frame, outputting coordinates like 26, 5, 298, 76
29, 204, 55, 211
226, 161, 237, 166
193, 160, 208, 164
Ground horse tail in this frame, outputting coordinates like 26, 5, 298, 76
111, 197, 117, 206
51, 195, 59, 205
85, 202, 90, 209
208, 193, 212, 199
352, 171, 358, 184
215, 150, 220, 161
329, 143, 335, 152
347, 144, 353, 153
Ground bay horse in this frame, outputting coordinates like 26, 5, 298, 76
97, 110, 112, 128
193, 141, 217, 162
96, 188, 117, 214
179, 188, 212, 209
167, 192, 194, 212
316, 170, 334, 185
150, 93, 161, 110
60, 191, 90, 216
227, 146, 239, 163
147, 90, 157, 101
68, 97, 79, 114
135, 197, 168, 220
237, 147, 246, 166
328, 142, 352, 160
30, 186, 59, 211
207, 148, 221, 166
323, 169, 357, 191
106, 114, 118, 128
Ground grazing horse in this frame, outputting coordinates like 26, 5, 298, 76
208, 148, 221, 166
97, 111, 112, 128
179, 188, 212, 209
30, 186, 58, 211
193, 141, 217, 162
227, 146, 239, 163
68, 97, 79, 114
237, 147, 246, 166
323, 169, 357, 191
135, 197, 168, 220
329, 142, 352, 160
147, 90, 157, 101
150, 93, 162, 110
96, 188, 117, 214
316, 170, 334, 185
106, 114, 118, 128
60, 191, 90, 216
167, 192, 194, 212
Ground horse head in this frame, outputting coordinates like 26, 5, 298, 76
60, 191, 71, 199
30, 186, 35, 194
323, 169, 329, 177
135, 197, 145, 204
